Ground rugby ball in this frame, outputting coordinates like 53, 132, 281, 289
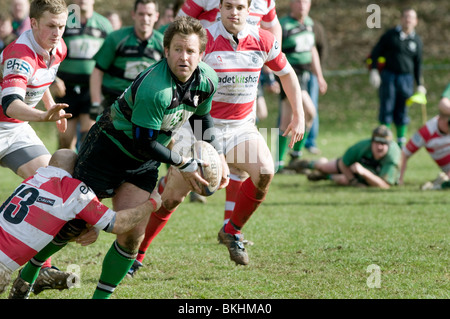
191, 140, 222, 196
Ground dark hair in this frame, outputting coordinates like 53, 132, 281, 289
29, 0, 67, 20
219, 0, 251, 7
163, 16, 207, 52
134, 0, 159, 12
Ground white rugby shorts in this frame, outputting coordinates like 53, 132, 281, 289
171, 117, 265, 157
0, 122, 47, 160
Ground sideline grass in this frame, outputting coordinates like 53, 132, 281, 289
0, 69, 448, 300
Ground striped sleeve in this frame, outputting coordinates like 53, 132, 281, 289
61, 179, 115, 230
260, 0, 278, 29
1, 45, 35, 100
261, 29, 291, 76
403, 125, 428, 156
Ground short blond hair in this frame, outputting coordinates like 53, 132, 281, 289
30, 0, 67, 21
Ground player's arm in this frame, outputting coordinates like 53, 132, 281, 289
278, 69, 305, 148
311, 46, 327, 94
42, 88, 70, 133
89, 67, 105, 120
108, 190, 161, 234
350, 162, 391, 189
90, 67, 104, 106
3, 96, 71, 124
131, 124, 209, 192
75, 190, 162, 246
262, 19, 282, 46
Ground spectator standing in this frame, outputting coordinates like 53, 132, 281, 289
369, 8, 425, 147
11, 0, 31, 36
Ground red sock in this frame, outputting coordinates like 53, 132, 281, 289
42, 257, 52, 269
224, 175, 243, 222
225, 178, 265, 235
136, 206, 174, 263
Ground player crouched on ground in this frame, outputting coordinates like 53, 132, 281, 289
400, 83, 450, 190
296, 125, 401, 188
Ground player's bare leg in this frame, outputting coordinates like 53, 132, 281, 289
16, 154, 51, 179
92, 183, 150, 298
219, 138, 274, 265
129, 166, 192, 277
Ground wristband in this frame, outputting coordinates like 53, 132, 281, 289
149, 198, 158, 211
178, 158, 199, 172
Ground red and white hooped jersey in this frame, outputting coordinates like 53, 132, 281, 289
178, 0, 278, 29
403, 116, 450, 172
203, 22, 291, 121
0, 166, 115, 271
0, 29, 67, 124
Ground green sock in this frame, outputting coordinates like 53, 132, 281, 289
396, 124, 408, 147
20, 239, 67, 284
92, 240, 136, 299
277, 133, 289, 170
291, 131, 309, 157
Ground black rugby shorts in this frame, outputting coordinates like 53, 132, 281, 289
73, 124, 160, 199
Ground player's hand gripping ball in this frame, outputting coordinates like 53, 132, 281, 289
191, 141, 222, 196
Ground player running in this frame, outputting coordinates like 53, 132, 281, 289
135, 0, 305, 268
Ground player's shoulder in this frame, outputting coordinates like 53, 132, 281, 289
151, 29, 164, 47
1, 37, 37, 76
198, 61, 218, 85
278, 14, 293, 25
110, 26, 134, 38
90, 11, 114, 32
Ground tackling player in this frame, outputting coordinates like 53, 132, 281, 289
0, 0, 74, 294
3, 149, 161, 298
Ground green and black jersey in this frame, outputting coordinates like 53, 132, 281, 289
97, 59, 218, 161
279, 15, 315, 73
94, 26, 164, 97
58, 12, 113, 86
342, 139, 401, 185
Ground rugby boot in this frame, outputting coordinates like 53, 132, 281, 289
218, 227, 249, 265
32, 266, 79, 295
127, 260, 143, 278
8, 274, 33, 299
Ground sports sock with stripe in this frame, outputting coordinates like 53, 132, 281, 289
20, 239, 67, 284
92, 240, 136, 299
225, 178, 264, 234
223, 175, 243, 223
276, 132, 289, 170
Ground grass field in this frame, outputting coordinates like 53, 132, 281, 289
0, 67, 448, 302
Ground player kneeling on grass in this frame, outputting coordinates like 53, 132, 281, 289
295, 125, 401, 188
1, 149, 161, 299
399, 83, 450, 190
